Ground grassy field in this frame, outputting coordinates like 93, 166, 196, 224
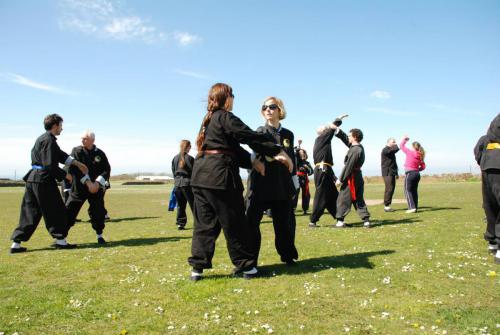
0, 181, 498, 335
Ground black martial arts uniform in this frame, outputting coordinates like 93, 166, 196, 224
188, 109, 281, 273
475, 114, 500, 252
246, 124, 298, 264
293, 156, 313, 213
310, 128, 339, 224
11, 132, 73, 242
335, 130, 370, 222
381, 145, 399, 207
171, 153, 195, 229
65, 145, 111, 235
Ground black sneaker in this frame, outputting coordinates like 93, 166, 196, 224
54, 243, 77, 249
177, 225, 186, 230
284, 259, 297, 266
10, 247, 27, 254
97, 237, 106, 244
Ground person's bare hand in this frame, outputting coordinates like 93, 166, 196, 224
65, 173, 73, 183
274, 151, 293, 173
86, 181, 99, 194
252, 159, 266, 176
75, 161, 88, 175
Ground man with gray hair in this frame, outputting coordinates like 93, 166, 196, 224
381, 138, 399, 212
65, 130, 111, 244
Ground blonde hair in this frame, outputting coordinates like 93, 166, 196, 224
412, 141, 425, 161
261, 96, 286, 120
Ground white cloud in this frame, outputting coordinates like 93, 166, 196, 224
3, 73, 76, 95
173, 31, 200, 46
370, 90, 391, 100
174, 69, 208, 79
58, 0, 189, 45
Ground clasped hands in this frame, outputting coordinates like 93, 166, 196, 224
252, 150, 293, 177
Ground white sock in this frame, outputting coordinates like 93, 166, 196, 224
191, 271, 202, 277
496, 250, 500, 258
11, 242, 21, 249
384, 206, 391, 210
488, 244, 498, 250
335, 221, 345, 227
364, 221, 371, 226
97, 234, 103, 239
55, 239, 67, 246
243, 267, 258, 275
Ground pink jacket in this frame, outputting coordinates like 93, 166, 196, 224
400, 138, 426, 172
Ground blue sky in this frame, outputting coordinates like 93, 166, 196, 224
0, 0, 499, 178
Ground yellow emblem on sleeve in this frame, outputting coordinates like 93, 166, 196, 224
283, 139, 290, 147
487, 142, 500, 150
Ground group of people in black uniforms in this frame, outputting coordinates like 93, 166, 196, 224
10, 114, 111, 253
11, 84, 499, 275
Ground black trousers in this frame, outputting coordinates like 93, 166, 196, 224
189, 187, 256, 272
404, 171, 420, 210
293, 177, 311, 212
482, 170, 500, 246
246, 198, 298, 263
336, 174, 370, 221
383, 175, 396, 206
310, 168, 338, 223
11, 181, 68, 242
65, 190, 106, 235
175, 186, 194, 227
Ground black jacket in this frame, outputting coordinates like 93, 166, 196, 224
477, 113, 500, 171
190, 110, 281, 191
336, 129, 365, 183
248, 124, 296, 201
172, 153, 194, 187
381, 146, 399, 176
23, 131, 70, 183
312, 128, 335, 165
69, 145, 111, 197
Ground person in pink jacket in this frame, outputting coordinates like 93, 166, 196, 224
400, 136, 426, 213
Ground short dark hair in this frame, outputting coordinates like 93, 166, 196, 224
44, 114, 63, 130
350, 128, 363, 142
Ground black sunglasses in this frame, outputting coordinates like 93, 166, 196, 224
261, 104, 279, 111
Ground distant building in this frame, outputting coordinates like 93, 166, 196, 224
135, 175, 173, 181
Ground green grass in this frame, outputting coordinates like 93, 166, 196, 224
0, 182, 498, 335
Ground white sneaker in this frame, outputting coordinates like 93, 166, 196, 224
488, 243, 498, 254
406, 209, 417, 213
243, 267, 258, 279
364, 221, 372, 228
308, 222, 319, 228
334, 221, 346, 228
384, 206, 395, 212
495, 250, 500, 264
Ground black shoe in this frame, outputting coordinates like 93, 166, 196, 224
177, 225, 186, 230
284, 259, 297, 266
97, 237, 106, 244
54, 243, 77, 249
10, 247, 27, 254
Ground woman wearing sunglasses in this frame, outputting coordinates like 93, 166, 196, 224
188, 83, 293, 281
246, 97, 299, 266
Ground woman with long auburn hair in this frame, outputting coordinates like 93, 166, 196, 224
171, 139, 195, 230
400, 135, 426, 213
188, 83, 292, 281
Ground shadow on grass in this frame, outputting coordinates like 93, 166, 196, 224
26, 236, 190, 252
371, 217, 422, 227
76, 216, 161, 223
417, 206, 461, 212
202, 249, 395, 280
